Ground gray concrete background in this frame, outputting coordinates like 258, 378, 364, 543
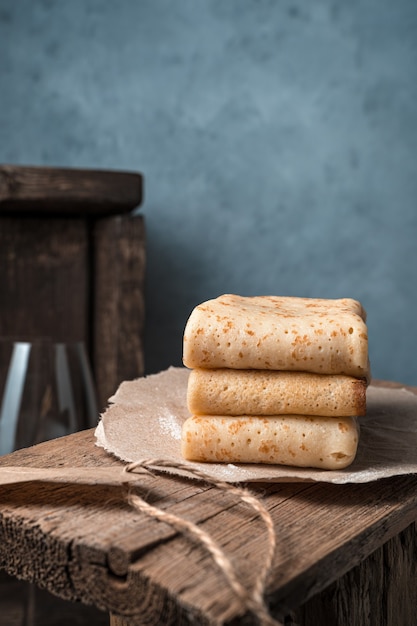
1, 0, 416, 384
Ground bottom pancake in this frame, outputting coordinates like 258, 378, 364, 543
181, 414, 359, 470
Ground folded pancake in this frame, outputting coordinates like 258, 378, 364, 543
181, 414, 359, 470
187, 368, 367, 417
183, 294, 369, 379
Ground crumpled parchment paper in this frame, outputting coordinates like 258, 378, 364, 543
95, 367, 417, 484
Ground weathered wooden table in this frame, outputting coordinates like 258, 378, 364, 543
0, 381, 416, 626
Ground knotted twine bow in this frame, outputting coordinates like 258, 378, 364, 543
124, 459, 283, 626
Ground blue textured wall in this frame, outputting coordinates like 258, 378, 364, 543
1, 1, 417, 383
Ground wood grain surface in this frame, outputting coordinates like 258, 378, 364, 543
293, 520, 417, 626
92, 214, 146, 410
0, 164, 143, 216
0, 217, 89, 342
0, 381, 416, 626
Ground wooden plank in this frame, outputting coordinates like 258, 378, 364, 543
292, 521, 417, 626
92, 214, 146, 410
0, 165, 143, 216
384, 521, 417, 625
0, 431, 313, 622
2, 454, 417, 625
0, 217, 88, 343
103, 474, 417, 625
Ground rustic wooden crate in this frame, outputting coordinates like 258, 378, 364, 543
0, 164, 146, 411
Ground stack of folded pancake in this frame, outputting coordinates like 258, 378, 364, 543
181, 294, 370, 470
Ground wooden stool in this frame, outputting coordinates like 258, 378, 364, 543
0, 164, 146, 411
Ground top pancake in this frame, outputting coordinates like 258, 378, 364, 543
183, 294, 369, 378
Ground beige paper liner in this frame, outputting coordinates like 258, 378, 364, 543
95, 367, 417, 484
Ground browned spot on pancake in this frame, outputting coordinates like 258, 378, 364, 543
227, 419, 246, 434
331, 452, 348, 460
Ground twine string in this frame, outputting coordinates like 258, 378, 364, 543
124, 459, 283, 626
